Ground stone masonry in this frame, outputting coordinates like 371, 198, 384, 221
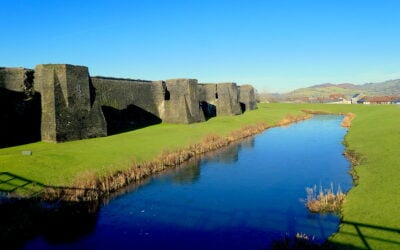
35, 64, 107, 142
239, 84, 257, 111
0, 63, 257, 145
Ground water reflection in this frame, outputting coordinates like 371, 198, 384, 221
171, 137, 255, 185
0, 138, 255, 249
0, 199, 100, 249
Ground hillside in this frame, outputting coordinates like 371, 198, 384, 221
285, 79, 400, 98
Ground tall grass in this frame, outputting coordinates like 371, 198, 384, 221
340, 112, 355, 128
306, 183, 346, 213
276, 113, 312, 126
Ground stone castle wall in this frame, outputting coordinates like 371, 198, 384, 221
0, 64, 258, 145
35, 64, 107, 142
199, 82, 246, 117
239, 84, 257, 111
161, 79, 205, 124
0, 67, 41, 147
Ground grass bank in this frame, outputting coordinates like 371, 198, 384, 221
266, 103, 400, 250
1, 103, 399, 249
0, 104, 306, 198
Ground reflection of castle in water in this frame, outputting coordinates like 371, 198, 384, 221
0, 199, 100, 248
171, 137, 255, 185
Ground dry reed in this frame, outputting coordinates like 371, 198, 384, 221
306, 183, 346, 213
276, 113, 312, 126
302, 109, 356, 128
341, 112, 356, 128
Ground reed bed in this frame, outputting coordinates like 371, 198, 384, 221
275, 113, 312, 126
340, 112, 356, 128
306, 184, 346, 213
302, 109, 355, 128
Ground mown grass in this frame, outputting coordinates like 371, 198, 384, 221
0, 104, 304, 188
1, 102, 399, 249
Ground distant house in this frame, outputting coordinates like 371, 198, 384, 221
357, 96, 398, 105
357, 97, 368, 104
393, 98, 400, 104
367, 96, 393, 104
325, 93, 350, 104
351, 93, 365, 104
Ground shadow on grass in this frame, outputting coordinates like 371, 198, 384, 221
0, 172, 48, 197
333, 220, 400, 250
0, 172, 102, 199
272, 220, 400, 250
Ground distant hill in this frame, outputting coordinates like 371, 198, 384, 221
285, 79, 400, 98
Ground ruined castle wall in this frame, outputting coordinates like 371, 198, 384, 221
198, 84, 218, 118
91, 77, 163, 116
35, 64, 107, 142
216, 83, 242, 116
0, 67, 41, 148
199, 82, 242, 116
90, 77, 165, 134
239, 84, 257, 111
1, 63, 258, 146
198, 84, 217, 102
0, 67, 32, 92
160, 79, 205, 124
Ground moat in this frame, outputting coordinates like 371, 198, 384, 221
1, 115, 353, 249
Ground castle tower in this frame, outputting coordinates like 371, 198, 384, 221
159, 78, 205, 123
35, 64, 106, 142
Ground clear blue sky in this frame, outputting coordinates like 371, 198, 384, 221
2, 0, 400, 93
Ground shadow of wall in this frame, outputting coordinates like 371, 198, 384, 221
0, 89, 41, 148
0, 68, 41, 148
101, 105, 162, 135
0, 199, 100, 248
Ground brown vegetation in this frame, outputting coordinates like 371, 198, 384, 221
306, 184, 346, 213
343, 149, 362, 185
301, 109, 355, 128
340, 112, 355, 128
276, 113, 313, 126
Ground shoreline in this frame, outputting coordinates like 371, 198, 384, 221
1, 110, 355, 206
44, 113, 312, 201
2, 112, 312, 202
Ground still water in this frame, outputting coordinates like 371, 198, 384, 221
3, 115, 353, 249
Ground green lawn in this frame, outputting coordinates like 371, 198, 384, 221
1, 103, 399, 249
0, 104, 303, 187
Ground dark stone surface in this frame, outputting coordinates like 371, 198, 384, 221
1, 64, 258, 145
216, 83, 242, 116
239, 84, 258, 112
91, 77, 164, 134
0, 68, 41, 148
35, 64, 107, 142
198, 84, 218, 119
199, 83, 243, 117
161, 79, 205, 123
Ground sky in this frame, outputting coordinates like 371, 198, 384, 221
2, 0, 400, 93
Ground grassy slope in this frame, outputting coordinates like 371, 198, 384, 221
287, 86, 361, 98
1, 103, 399, 249
0, 105, 303, 186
